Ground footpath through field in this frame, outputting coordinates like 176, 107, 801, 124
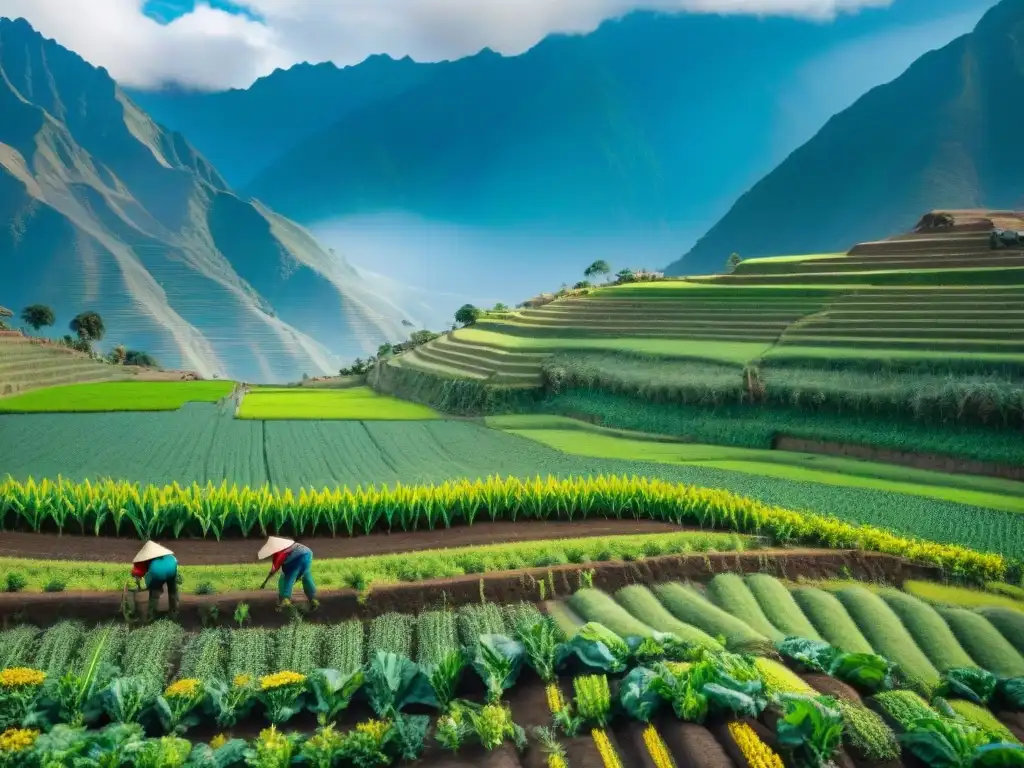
0, 519, 682, 564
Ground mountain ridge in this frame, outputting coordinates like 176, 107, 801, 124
0, 17, 412, 382
669, 0, 1024, 274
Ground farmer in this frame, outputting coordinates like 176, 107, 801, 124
131, 541, 179, 619
258, 536, 319, 610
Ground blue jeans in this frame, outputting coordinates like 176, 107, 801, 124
278, 551, 316, 600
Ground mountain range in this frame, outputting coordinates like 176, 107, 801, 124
131, 0, 990, 277
0, 17, 413, 382
672, 0, 1024, 272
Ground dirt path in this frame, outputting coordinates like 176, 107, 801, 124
0, 520, 685, 564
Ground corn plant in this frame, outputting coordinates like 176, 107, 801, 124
574, 675, 612, 728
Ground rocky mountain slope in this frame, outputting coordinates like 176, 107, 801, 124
0, 17, 412, 382
671, 0, 1024, 274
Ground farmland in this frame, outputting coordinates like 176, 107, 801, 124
0, 380, 234, 412
236, 386, 439, 420
2, 571, 1024, 766
2, 408, 1023, 556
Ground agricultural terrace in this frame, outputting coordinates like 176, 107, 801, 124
2, 571, 1024, 766
236, 386, 439, 420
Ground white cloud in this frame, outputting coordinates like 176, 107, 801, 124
0, 0, 892, 91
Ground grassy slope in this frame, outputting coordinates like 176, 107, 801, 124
237, 386, 439, 420
0, 381, 235, 412
493, 420, 1024, 514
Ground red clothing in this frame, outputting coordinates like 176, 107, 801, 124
131, 561, 150, 579
270, 547, 292, 574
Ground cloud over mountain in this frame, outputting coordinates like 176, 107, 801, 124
0, 0, 892, 90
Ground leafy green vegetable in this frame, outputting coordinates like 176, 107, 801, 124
775, 694, 845, 768
936, 667, 998, 705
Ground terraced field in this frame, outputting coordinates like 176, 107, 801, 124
0, 332, 133, 397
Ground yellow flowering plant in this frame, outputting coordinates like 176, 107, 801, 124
0, 669, 46, 730
243, 726, 300, 768
257, 671, 308, 725
299, 724, 345, 768
642, 724, 676, 768
0, 728, 38, 754
206, 675, 257, 729
592, 727, 624, 768
156, 678, 206, 734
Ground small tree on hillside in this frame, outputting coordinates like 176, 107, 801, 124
584, 260, 611, 280
110, 344, 127, 365
124, 350, 158, 367
454, 304, 483, 327
615, 268, 635, 284
492, 303, 508, 312
21, 305, 55, 333
0, 306, 12, 329
726, 253, 743, 273
377, 342, 394, 358
70, 311, 105, 342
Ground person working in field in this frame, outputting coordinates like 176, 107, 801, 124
258, 536, 319, 610
131, 541, 179, 619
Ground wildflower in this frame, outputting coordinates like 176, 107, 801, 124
356, 719, 391, 744
232, 674, 252, 688
209, 734, 228, 750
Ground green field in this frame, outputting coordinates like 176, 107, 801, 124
491, 416, 1024, 514
236, 386, 439, 420
0, 381, 234, 412
2, 405, 1023, 556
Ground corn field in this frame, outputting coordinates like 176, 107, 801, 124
0, 475, 1006, 580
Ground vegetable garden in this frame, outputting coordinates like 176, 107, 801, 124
3, 572, 1024, 767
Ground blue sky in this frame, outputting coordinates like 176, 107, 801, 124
143, 0, 257, 23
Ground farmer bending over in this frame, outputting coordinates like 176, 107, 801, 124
259, 536, 319, 610
132, 541, 179, 619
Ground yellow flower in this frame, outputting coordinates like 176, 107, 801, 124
232, 674, 252, 688
548, 756, 569, 768
592, 728, 623, 768
545, 683, 564, 715
642, 724, 676, 768
0, 728, 39, 753
257, 726, 288, 748
728, 722, 784, 768
209, 734, 228, 750
356, 719, 392, 744
164, 678, 202, 699
259, 671, 307, 690
0, 668, 46, 688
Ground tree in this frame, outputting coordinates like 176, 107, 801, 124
377, 342, 394, 358
21, 305, 55, 332
0, 306, 11, 330
727, 253, 743, 273
454, 304, 483, 327
110, 344, 127, 365
615, 268, 635, 284
124, 350, 158, 367
491, 303, 508, 312
574, 280, 592, 290
70, 311, 105, 342
408, 329, 439, 347
584, 260, 611, 279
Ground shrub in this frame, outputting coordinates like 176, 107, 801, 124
4, 572, 27, 593
42, 579, 66, 593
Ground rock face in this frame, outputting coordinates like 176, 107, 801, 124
671, 0, 1024, 275
0, 18, 413, 382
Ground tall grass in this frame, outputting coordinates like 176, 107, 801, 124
613, 585, 722, 650
937, 608, 1024, 678
567, 588, 655, 639
705, 574, 785, 643
976, 607, 1024, 655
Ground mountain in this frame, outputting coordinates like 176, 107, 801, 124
671, 0, 1024, 274
0, 17, 414, 382
124, 0, 984, 274
129, 56, 435, 188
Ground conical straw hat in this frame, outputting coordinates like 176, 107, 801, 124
258, 536, 295, 560
133, 541, 174, 563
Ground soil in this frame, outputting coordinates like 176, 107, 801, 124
774, 435, 1024, 482
618, 721, 660, 768
0, 520, 683, 564
657, 719, 737, 768
798, 673, 863, 703
0, 549, 939, 629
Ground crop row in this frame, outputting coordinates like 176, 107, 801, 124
3, 576, 1023, 767
0, 475, 1006, 582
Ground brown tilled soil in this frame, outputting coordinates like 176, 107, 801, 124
0, 520, 683, 564
799, 673, 863, 703
774, 435, 1024, 481
0, 549, 940, 629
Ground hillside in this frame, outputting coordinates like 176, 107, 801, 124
0, 18, 413, 382
670, 0, 1024, 275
